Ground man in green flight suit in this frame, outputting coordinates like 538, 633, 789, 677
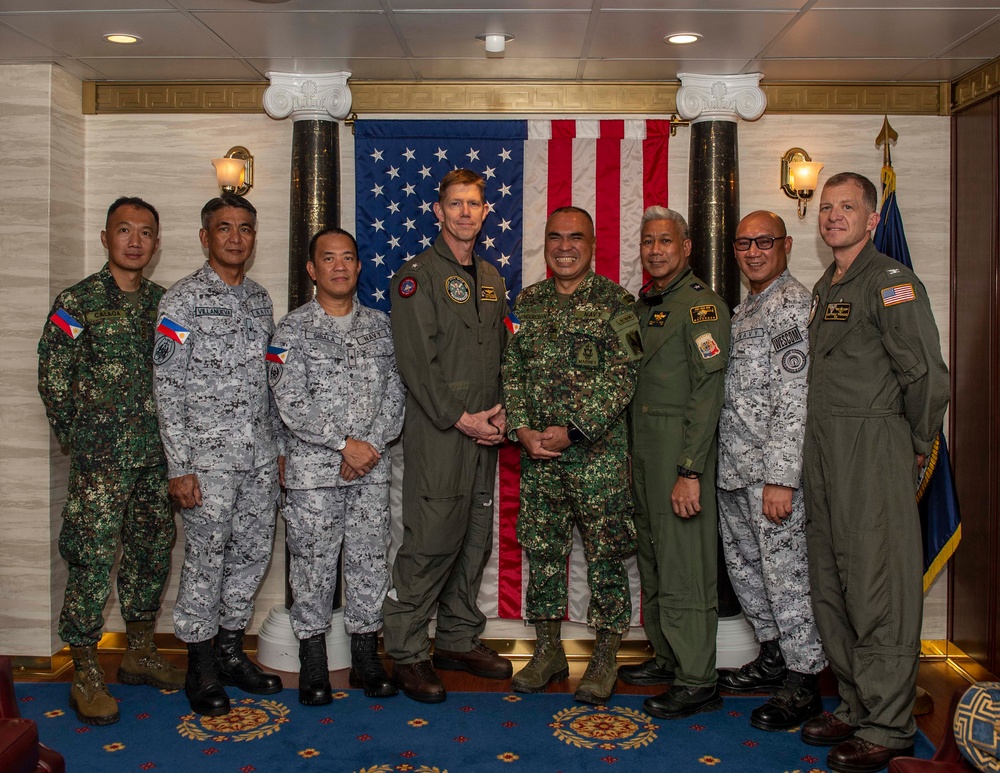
801, 173, 949, 773
623, 206, 730, 719
503, 206, 642, 704
383, 169, 512, 703
38, 197, 184, 726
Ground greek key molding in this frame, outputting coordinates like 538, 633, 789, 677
84, 80, 947, 116
952, 57, 1000, 113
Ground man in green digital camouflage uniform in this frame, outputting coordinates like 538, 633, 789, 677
38, 197, 184, 726
503, 206, 642, 704
624, 206, 730, 720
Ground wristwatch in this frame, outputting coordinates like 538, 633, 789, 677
677, 466, 700, 479
567, 424, 586, 444
335, 436, 348, 452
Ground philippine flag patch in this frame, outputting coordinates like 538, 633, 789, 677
266, 345, 288, 364
156, 317, 191, 344
504, 312, 520, 335
50, 308, 84, 339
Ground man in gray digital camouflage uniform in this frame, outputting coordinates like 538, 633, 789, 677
154, 193, 283, 717
270, 228, 405, 705
716, 210, 827, 731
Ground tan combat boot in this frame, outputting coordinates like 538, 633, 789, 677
574, 629, 622, 704
118, 620, 186, 689
69, 645, 119, 725
511, 619, 569, 693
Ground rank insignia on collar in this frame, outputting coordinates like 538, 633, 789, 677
691, 282, 704, 291
696, 332, 721, 359
824, 302, 851, 321
398, 277, 417, 298
481, 285, 498, 302
648, 311, 668, 327
446, 275, 471, 303
690, 304, 718, 323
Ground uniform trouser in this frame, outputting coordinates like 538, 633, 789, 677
804, 413, 922, 748
517, 453, 635, 634
173, 465, 278, 643
382, 445, 496, 663
718, 483, 826, 674
284, 484, 390, 640
58, 465, 173, 647
632, 421, 719, 687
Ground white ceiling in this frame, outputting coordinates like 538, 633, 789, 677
0, 0, 997, 85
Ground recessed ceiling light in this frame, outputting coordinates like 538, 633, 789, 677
664, 33, 702, 45
103, 33, 141, 45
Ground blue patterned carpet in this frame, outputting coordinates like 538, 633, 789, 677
14, 683, 935, 772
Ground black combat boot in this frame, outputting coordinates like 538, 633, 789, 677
349, 631, 397, 698
750, 671, 823, 731
215, 627, 282, 695
717, 640, 787, 692
185, 640, 230, 716
298, 634, 332, 706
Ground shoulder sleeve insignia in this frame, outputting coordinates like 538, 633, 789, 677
696, 332, 721, 359
152, 337, 175, 366
49, 308, 84, 339
481, 285, 499, 302
781, 349, 807, 373
398, 277, 418, 298
266, 345, 288, 364
609, 310, 639, 332
771, 326, 804, 352
504, 312, 521, 335
156, 317, 190, 344
881, 283, 915, 307
690, 304, 718, 324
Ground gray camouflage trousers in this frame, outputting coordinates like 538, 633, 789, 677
718, 483, 826, 674
173, 465, 278, 643
285, 484, 390, 639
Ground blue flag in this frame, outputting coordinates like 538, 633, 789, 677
874, 189, 961, 591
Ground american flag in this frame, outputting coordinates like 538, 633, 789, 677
355, 118, 670, 625
881, 282, 916, 307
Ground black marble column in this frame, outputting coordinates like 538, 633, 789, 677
288, 119, 340, 313
688, 119, 742, 618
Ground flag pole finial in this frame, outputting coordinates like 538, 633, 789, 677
875, 116, 899, 201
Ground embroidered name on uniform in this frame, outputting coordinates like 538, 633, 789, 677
771, 326, 804, 352
480, 286, 498, 302
735, 328, 765, 342
648, 311, 668, 327
85, 309, 126, 322
446, 276, 470, 303
249, 306, 272, 318
574, 308, 611, 321
305, 330, 342, 344
195, 307, 232, 317
881, 283, 915, 307
691, 305, 718, 323
354, 330, 390, 346
696, 332, 721, 359
824, 303, 851, 321
50, 308, 84, 339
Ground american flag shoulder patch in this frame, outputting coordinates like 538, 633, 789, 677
881, 283, 915, 307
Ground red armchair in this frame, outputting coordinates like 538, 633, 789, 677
889, 685, 977, 773
0, 655, 65, 773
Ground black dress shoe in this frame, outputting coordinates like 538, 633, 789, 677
394, 660, 446, 703
618, 658, 676, 686
801, 713, 859, 746
643, 685, 722, 720
433, 643, 513, 680
827, 737, 914, 773
749, 671, 823, 731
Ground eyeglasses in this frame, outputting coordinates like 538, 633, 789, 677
734, 235, 785, 251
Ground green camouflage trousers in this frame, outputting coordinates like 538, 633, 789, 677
517, 450, 636, 633
58, 465, 174, 646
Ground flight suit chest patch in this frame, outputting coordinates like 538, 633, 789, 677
824, 302, 851, 321
446, 275, 471, 303
648, 311, 668, 327
480, 285, 498, 302
691, 304, 718, 323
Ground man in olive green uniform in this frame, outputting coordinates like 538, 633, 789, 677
801, 173, 949, 773
38, 197, 184, 726
503, 206, 642, 704
383, 169, 512, 703
624, 206, 730, 720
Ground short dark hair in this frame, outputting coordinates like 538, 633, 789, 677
438, 168, 486, 204
824, 172, 878, 214
547, 206, 595, 234
308, 227, 358, 262
200, 193, 257, 230
106, 196, 159, 231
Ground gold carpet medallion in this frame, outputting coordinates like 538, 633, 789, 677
353, 765, 448, 773
177, 699, 290, 742
549, 704, 658, 750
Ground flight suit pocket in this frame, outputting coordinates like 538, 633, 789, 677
411, 494, 466, 556
883, 324, 927, 385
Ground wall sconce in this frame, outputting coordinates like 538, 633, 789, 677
212, 146, 254, 196
780, 148, 823, 218
475, 32, 514, 59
